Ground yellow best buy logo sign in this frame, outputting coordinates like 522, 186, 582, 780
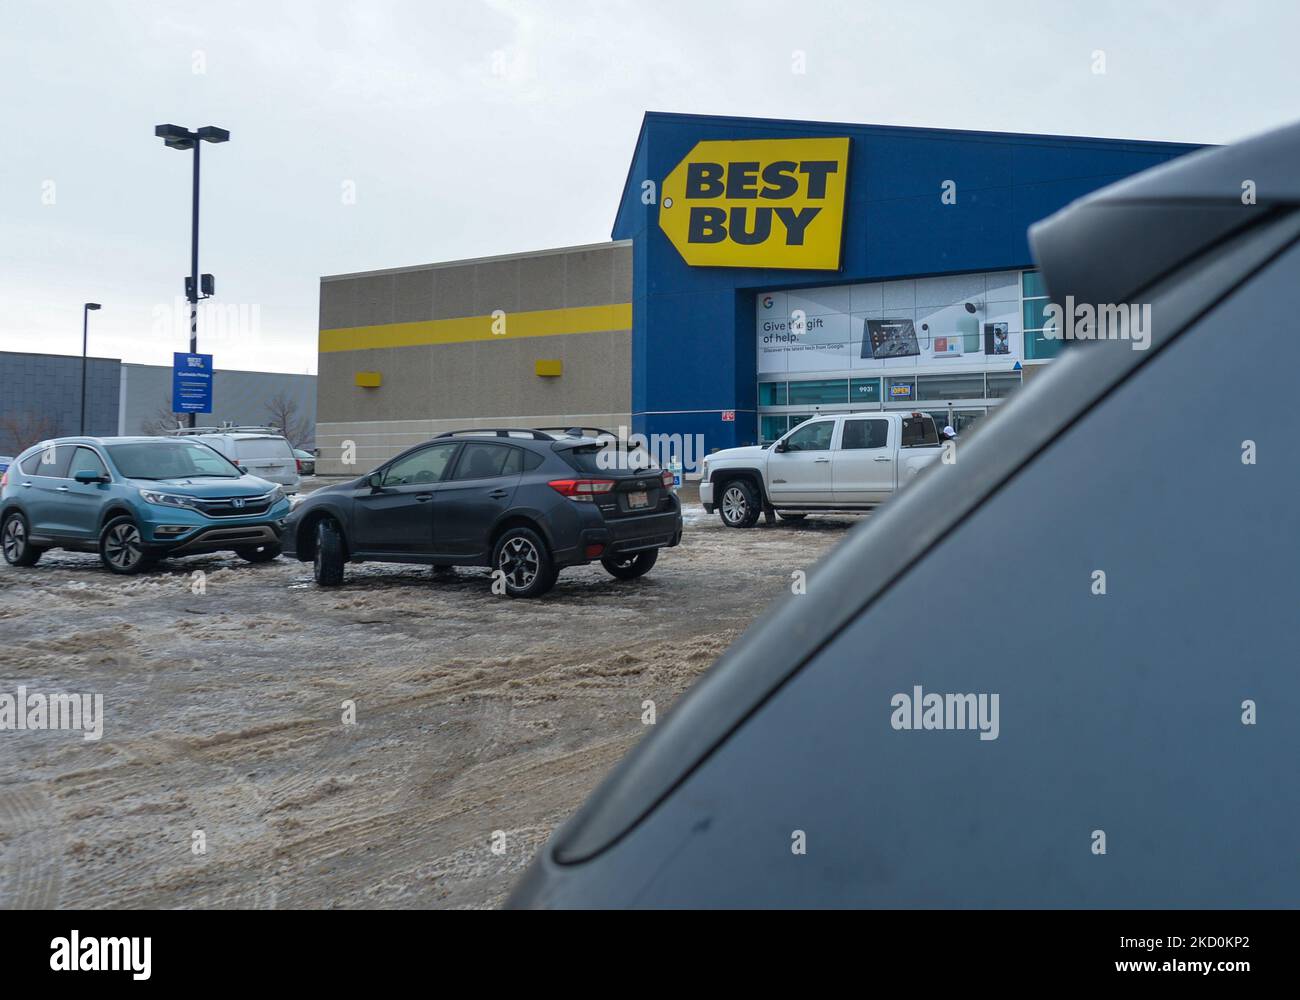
658, 137, 851, 270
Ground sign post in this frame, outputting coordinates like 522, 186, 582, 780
172, 352, 213, 415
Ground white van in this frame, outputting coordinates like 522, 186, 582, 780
171, 427, 301, 493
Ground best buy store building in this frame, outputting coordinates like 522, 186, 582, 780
315, 113, 1197, 474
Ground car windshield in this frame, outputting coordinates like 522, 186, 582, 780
106, 441, 241, 480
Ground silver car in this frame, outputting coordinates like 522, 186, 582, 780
170, 428, 301, 493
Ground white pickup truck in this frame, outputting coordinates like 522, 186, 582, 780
700, 412, 944, 527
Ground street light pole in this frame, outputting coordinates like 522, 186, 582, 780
80, 302, 101, 436
154, 123, 229, 428
190, 136, 200, 385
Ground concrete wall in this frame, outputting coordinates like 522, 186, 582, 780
317, 241, 632, 474
0, 351, 120, 452
119, 364, 317, 447
0, 351, 316, 455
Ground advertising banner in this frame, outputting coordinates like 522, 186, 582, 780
757, 271, 1024, 376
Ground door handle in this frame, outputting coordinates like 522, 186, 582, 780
20, 482, 32, 488
487, 488, 509, 499
814, 457, 830, 463
873, 456, 892, 462
56, 485, 70, 492
415, 493, 434, 502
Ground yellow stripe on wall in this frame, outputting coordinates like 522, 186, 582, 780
320, 303, 632, 353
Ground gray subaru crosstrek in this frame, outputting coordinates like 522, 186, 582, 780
283, 429, 682, 597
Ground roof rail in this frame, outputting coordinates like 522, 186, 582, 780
167, 424, 282, 436
434, 428, 558, 441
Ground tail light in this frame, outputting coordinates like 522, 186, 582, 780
0, 470, 7, 488
548, 478, 615, 502
661, 469, 674, 490
295, 459, 303, 474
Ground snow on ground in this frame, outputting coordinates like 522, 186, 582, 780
0, 494, 867, 909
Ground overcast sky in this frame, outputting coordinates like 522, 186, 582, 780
2, 0, 1297, 374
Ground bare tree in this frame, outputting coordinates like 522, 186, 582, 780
140, 398, 186, 436
0, 412, 61, 455
264, 392, 311, 448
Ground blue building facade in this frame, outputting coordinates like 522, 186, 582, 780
612, 112, 1200, 452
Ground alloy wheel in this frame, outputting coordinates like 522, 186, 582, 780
498, 536, 539, 590
722, 486, 748, 524
2, 518, 24, 561
104, 523, 143, 570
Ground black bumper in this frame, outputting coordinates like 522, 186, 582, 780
555, 502, 683, 567
147, 522, 284, 557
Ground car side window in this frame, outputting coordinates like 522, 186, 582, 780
841, 419, 889, 450
452, 442, 520, 481
22, 444, 72, 477
69, 447, 108, 479
783, 421, 835, 452
381, 443, 458, 486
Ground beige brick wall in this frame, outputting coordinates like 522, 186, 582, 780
315, 241, 632, 472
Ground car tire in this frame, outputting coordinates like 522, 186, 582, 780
601, 548, 659, 580
718, 479, 761, 528
99, 515, 157, 575
2, 512, 42, 567
776, 511, 808, 522
236, 543, 282, 563
492, 526, 557, 598
313, 519, 346, 587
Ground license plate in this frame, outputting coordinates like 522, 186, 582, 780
627, 491, 649, 509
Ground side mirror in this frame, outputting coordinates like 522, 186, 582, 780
774, 440, 787, 453
237, 465, 248, 474
74, 470, 108, 484
368, 472, 383, 491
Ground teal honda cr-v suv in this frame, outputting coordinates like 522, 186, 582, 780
0, 437, 292, 574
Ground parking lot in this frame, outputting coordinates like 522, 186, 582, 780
0, 487, 863, 909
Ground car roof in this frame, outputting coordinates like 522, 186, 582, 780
20, 436, 187, 452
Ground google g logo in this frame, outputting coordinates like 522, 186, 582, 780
761, 295, 774, 309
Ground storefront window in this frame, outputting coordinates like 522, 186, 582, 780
884, 376, 915, 402
1021, 269, 1048, 299
758, 381, 787, 406
787, 379, 848, 405
850, 377, 881, 403
986, 372, 1023, 399
1022, 271, 1061, 360
916, 372, 985, 400
926, 409, 985, 435
759, 415, 789, 443
1024, 331, 1064, 359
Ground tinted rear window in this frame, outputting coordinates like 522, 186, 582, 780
234, 438, 294, 459
560, 445, 608, 474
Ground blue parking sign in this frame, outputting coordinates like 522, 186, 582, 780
172, 353, 213, 413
